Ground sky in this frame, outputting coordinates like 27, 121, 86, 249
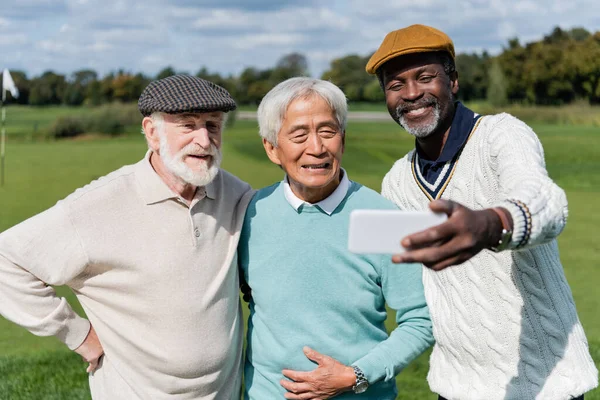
1, 0, 599, 80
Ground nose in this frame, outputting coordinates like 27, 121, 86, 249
401, 80, 423, 102
192, 127, 211, 149
306, 132, 325, 156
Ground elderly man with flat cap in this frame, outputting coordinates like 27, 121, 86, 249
365, 24, 598, 400
0, 75, 253, 399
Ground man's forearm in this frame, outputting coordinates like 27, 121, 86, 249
0, 254, 91, 349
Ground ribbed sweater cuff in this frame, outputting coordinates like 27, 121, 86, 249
55, 312, 91, 350
353, 354, 393, 385
497, 200, 530, 249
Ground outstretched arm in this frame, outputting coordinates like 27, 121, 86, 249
392, 116, 567, 270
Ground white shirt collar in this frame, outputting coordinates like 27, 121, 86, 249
283, 168, 350, 215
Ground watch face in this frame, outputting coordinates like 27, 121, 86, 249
355, 381, 369, 393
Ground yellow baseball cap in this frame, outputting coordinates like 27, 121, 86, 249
366, 24, 455, 75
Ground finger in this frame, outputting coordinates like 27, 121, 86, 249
400, 220, 456, 250
282, 368, 312, 382
284, 392, 316, 400
424, 237, 480, 270
280, 379, 313, 395
86, 361, 96, 373
428, 199, 457, 215
427, 252, 471, 271
303, 346, 326, 364
393, 239, 464, 266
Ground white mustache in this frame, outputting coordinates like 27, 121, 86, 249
179, 144, 218, 158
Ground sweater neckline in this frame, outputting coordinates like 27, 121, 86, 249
410, 115, 484, 201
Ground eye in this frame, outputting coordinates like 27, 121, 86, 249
290, 133, 308, 143
387, 82, 404, 91
179, 123, 195, 130
319, 129, 338, 139
206, 121, 221, 132
419, 75, 434, 83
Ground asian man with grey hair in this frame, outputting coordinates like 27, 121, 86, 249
238, 77, 434, 399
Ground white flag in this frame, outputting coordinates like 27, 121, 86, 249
2, 69, 19, 99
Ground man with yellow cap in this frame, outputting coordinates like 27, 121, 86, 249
366, 24, 598, 400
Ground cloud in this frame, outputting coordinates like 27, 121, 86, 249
0, 0, 598, 79
0, 33, 29, 46
166, 0, 317, 11
231, 33, 305, 49
189, 6, 350, 34
1, 0, 67, 20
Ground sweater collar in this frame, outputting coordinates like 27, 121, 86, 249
415, 102, 479, 163
283, 168, 350, 215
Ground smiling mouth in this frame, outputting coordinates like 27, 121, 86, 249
402, 105, 432, 118
302, 162, 331, 170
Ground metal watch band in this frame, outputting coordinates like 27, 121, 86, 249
352, 365, 369, 393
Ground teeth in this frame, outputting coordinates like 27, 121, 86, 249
304, 164, 328, 169
405, 107, 429, 116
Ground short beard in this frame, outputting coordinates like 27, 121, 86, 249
159, 133, 221, 187
395, 97, 441, 138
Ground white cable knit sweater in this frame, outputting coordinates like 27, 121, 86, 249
381, 113, 598, 400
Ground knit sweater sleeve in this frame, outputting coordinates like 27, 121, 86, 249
0, 202, 91, 350
487, 114, 568, 249
353, 260, 433, 384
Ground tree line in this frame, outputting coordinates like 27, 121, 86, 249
2, 26, 599, 107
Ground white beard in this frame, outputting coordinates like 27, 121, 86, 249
396, 100, 441, 138
159, 134, 221, 187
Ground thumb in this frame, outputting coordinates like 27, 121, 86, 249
429, 199, 456, 215
303, 346, 325, 364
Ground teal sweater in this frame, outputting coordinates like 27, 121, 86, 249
238, 181, 433, 399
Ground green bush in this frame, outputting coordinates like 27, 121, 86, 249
45, 103, 143, 139
49, 116, 85, 138
84, 103, 141, 136
84, 109, 124, 136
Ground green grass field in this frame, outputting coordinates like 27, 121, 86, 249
0, 111, 598, 399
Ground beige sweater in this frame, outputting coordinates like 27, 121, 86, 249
0, 152, 254, 399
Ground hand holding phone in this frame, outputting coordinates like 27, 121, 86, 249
348, 210, 447, 254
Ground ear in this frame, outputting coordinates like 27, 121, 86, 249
449, 71, 459, 95
262, 138, 282, 166
142, 116, 160, 152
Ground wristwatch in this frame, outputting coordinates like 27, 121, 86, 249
352, 365, 369, 394
490, 207, 513, 252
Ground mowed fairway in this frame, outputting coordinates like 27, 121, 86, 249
0, 118, 598, 399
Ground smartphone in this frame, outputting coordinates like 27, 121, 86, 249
348, 210, 447, 254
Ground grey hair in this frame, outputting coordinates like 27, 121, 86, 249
141, 112, 165, 149
257, 77, 348, 145
141, 112, 164, 135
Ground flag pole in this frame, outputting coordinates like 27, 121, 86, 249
1, 87, 5, 187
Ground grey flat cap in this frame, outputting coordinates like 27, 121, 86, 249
138, 75, 237, 116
